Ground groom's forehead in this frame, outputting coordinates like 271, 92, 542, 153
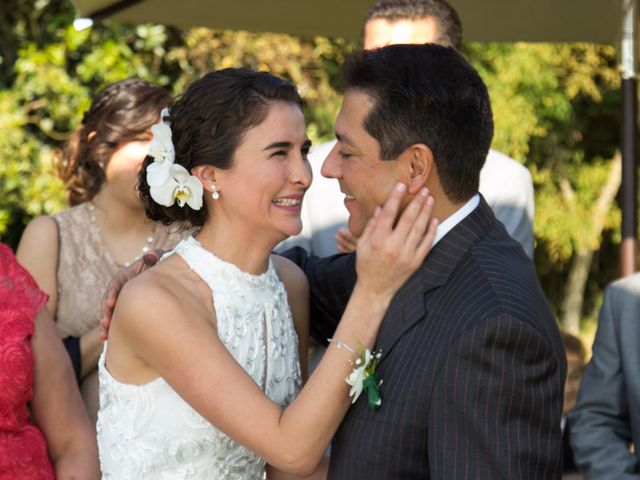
337, 90, 376, 129
335, 100, 384, 158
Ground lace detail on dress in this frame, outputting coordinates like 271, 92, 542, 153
97, 236, 302, 479
0, 244, 55, 480
54, 203, 185, 338
54, 203, 186, 424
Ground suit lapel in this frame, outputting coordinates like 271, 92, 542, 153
375, 196, 497, 359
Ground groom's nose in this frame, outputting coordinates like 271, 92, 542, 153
321, 143, 342, 179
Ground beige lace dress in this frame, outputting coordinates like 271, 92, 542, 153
53, 202, 185, 424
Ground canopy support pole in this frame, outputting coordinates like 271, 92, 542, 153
89, 0, 144, 21
621, 0, 638, 276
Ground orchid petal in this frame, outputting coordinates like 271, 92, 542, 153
184, 175, 204, 210
149, 176, 179, 207
170, 164, 191, 183
150, 123, 173, 152
163, 164, 204, 210
171, 165, 203, 210
147, 158, 173, 187
346, 365, 366, 405
148, 123, 174, 159
349, 381, 364, 403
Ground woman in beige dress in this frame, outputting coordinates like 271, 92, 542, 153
17, 78, 184, 425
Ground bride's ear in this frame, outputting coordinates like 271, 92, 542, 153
191, 165, 218, 195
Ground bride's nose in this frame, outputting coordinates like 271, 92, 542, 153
289, 155, 312, 188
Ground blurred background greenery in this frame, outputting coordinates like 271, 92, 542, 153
0, 0, 622, 341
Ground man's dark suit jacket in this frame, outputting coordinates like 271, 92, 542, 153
285, 196, 566, 479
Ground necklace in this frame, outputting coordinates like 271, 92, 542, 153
87, 202, 156, 267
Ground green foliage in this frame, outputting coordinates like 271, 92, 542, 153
0, 0, 353, 248
0, 0, 623, 330
165, 28, 354, 143
465, 42, 621, 323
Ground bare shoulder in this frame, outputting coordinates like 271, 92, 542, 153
108, 253, 217, 383
271, 254, 309, 298
16, 215, 58, 261
111, 252, 216, 351
114, 254, 199, 328
16, 216, 59, 304
22, 214, 58, 235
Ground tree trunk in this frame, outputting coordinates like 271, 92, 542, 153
561, 152, 622, 334
562, 248, 595, 335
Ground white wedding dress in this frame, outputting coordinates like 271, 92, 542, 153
97, 236, 302, 479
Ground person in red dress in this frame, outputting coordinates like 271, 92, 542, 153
0, 243, 99, 479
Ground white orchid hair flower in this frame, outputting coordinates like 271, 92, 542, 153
146, 122, 175, 187
149, 164, 203, 210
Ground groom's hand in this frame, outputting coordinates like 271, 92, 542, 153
335, 227, 358, 253
99, 249, 164, 340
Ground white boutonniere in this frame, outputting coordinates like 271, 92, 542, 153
330, 339, 383, 412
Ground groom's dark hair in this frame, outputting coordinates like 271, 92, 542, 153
342, 44, 493, 203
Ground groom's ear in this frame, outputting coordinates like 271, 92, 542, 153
405, 144, 434, 195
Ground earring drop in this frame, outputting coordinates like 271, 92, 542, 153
211, 183, 220, 200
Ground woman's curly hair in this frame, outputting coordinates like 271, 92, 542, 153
57, 78, 172, 206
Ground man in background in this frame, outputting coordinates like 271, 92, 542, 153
278, 0, 535, 259
569, 274, 640, 479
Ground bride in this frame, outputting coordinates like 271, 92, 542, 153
97, 68, 436, 479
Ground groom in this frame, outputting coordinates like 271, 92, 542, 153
285, 44, 565, 479
103, 45, 565, 478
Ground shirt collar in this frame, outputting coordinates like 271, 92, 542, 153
432, 193, 480, 246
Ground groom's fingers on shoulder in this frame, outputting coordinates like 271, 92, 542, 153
143, 249, 163, 268
100, 253, 160, 338
101, 265, 134, 323
100, 272, 124, 340
100, 289, 117, 339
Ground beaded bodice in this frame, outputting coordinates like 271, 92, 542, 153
97, 236, 301, 479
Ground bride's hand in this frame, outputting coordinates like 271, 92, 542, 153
355, 183, 437, 300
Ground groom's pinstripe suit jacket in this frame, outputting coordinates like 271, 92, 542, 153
286, 196, 566, 479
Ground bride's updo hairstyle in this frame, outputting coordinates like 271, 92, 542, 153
138, 68, 303, 228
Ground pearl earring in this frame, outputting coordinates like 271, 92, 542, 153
211, 183, 220, 200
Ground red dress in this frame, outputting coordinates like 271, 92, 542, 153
0, 243, 55, 479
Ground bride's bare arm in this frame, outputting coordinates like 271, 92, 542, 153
109, 184, 436, 476
266, 256, 311, 478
